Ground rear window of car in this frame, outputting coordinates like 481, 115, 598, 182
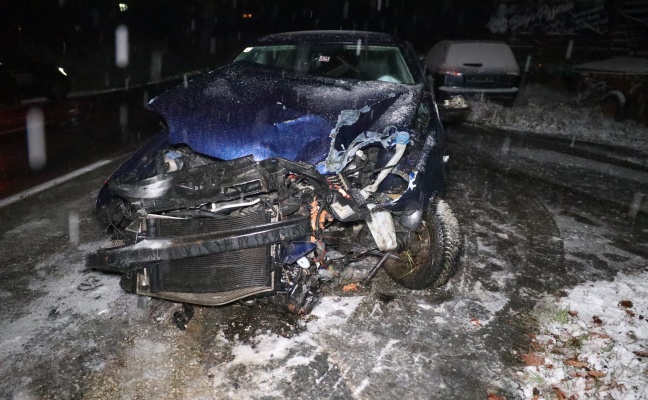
445, 43, 518, 70
234, 43, 415, 84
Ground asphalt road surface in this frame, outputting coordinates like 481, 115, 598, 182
1, 103, 646, 399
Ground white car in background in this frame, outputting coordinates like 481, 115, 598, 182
424, 40, 520, 119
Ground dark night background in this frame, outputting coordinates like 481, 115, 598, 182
1, 0, 646, 92
1, 2, 648, 399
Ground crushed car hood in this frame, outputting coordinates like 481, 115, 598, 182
148, 61, 421, 165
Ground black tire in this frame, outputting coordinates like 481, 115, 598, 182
600, 96, 624, 121
383, 199, 461, 289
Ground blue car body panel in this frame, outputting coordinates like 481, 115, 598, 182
148, 62, 412, 166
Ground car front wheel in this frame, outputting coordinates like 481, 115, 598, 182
383, 199, 461, 289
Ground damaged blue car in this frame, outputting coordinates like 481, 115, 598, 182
87, 31, 461, 314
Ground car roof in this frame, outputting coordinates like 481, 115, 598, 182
255, 30, 400, 45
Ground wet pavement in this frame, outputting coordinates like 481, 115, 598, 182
448, 124, 648, 217
0, 82, 178, 199
1, 123, 647, 399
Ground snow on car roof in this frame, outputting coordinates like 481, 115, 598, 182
256, 30, 398, 45
439, 40, 519, 71
575, 57, 648, 75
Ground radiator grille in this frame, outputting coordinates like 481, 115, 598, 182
144, 211, 273, 294
150, 212, 269, 237
149, 246, 271, 293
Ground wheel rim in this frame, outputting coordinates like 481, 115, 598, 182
386, 221, 436, 280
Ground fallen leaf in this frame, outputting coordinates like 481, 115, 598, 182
588, 370, 606, 378
590, 332, 610, 339
592, 316, 603, 324
522, 353, 544, 366
570, 371, 588, 377
487, 394, 505, 400
470, 317, 481, 327
564, 360, 588, 368
568, 310, 578, 317
619, 300, 633, 308
553, 386, 567, 400
343, 283, 358, 292
585, 378, 596, 390
633, 350, 648, 357
625, 309, 636, 317
551, 347, 569, 355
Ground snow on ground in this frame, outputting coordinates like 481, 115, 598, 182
463, 85, 648, 399
0, 238, 120, 359
467, 84, 648, 153
208, 296, 364, 399
516, 271, 648, 400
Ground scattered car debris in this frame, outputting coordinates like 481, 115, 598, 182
77, 276, 103, 291
172, 303, 195, 330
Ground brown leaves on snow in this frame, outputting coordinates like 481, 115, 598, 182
589, 332, 610, 339
587, 370, 607, 378
552, 386, 568, 400
618, 300, 633, 308
517, 292, 646, 399
617, 300, 638, 316
522, 353, 545, 366
563, 359, 588, 368
563, 355, 606, 378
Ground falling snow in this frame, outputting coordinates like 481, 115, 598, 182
115, 25, 129, 68
26, 107, 46, 171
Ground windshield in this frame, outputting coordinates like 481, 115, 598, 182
234, 43, 415, 84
